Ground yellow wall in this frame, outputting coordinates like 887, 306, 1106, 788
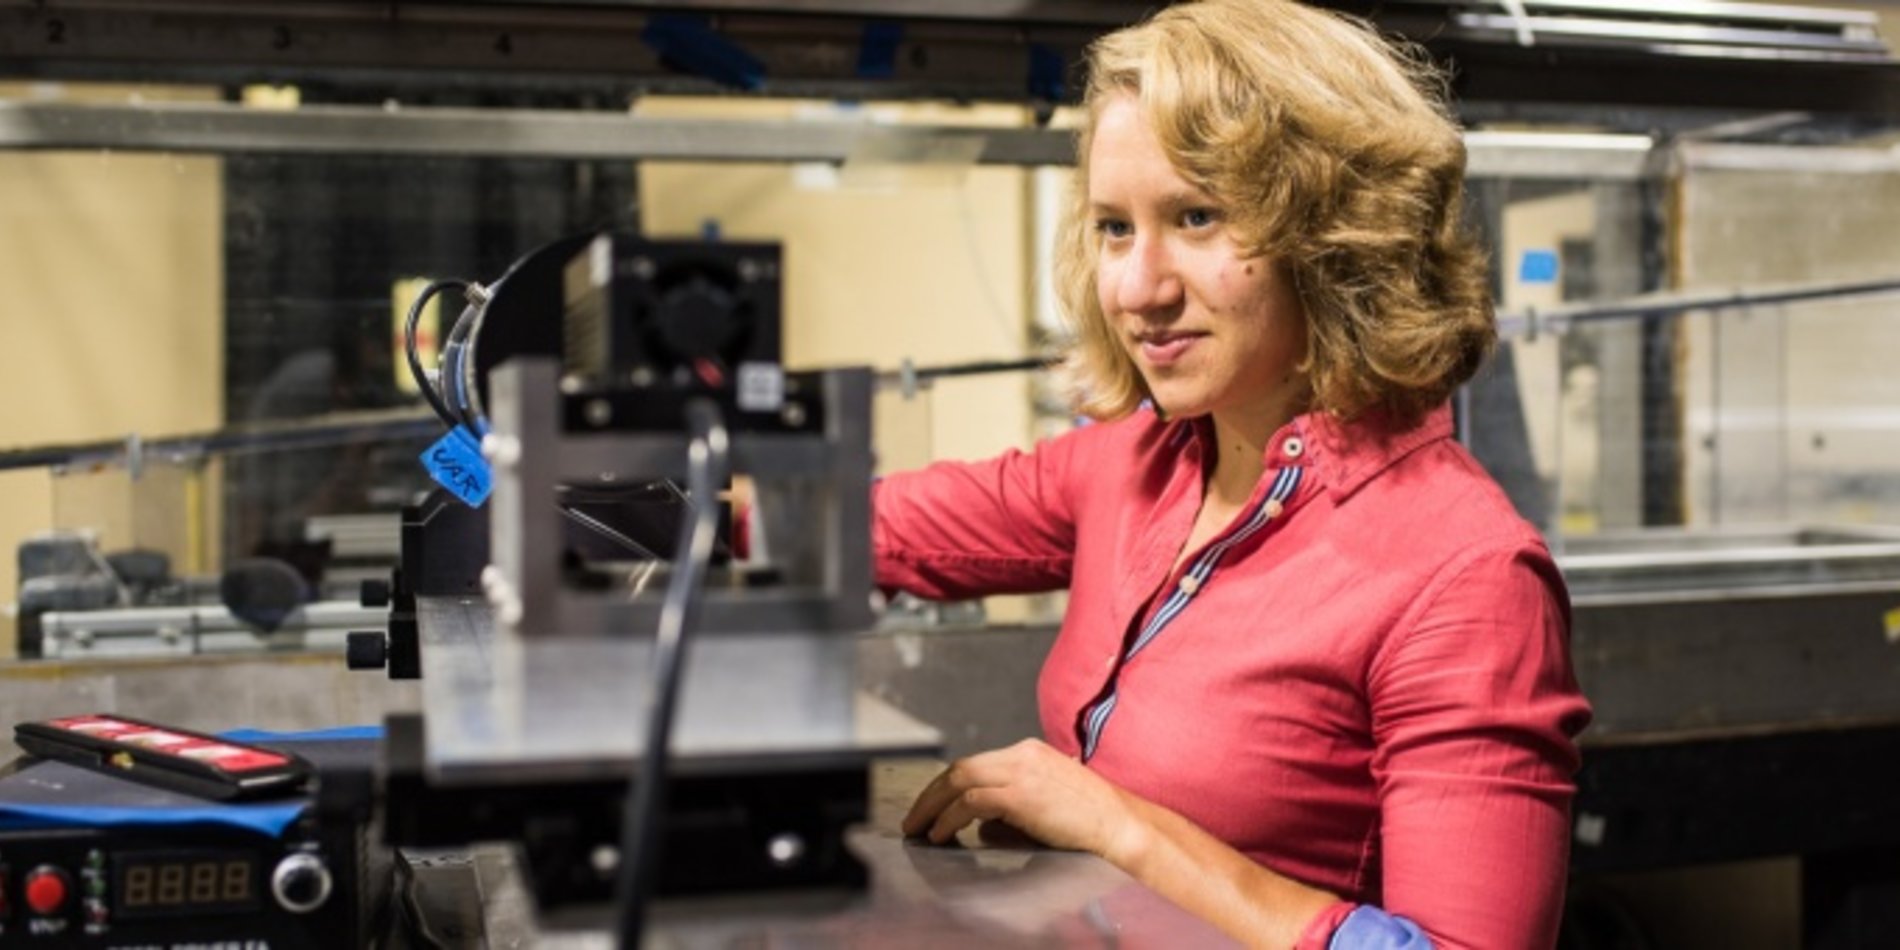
0, 84, 224, 656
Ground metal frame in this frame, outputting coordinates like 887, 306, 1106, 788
416, 359, 901, 782
1449, 13, 1889, 59
1681, 141, 1900, 174
1463, 130, 1657, 180
0, 100, 1076, 165
4, 1, 1899, 117
0, 3, 1110, 103
1454, 0, 1877, 31
0, 99, 1681, 177
36, 602, 378, 658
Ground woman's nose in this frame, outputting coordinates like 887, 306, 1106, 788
1112, 236, 1183, 315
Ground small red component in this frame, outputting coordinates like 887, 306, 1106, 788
25, 866, 70, 915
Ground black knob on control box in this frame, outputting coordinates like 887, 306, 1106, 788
271, 853, 332, 914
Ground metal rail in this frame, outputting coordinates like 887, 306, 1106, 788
0, 101, 1672, 179
0, 410, 441, 473
0, 101, 1078, 166
875, 273, 1900, 390
1498, 274, 1900, 338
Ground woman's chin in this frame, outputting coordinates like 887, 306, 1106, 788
1147, 390, 1210, 420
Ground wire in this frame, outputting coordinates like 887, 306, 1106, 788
559, 504, 661, 560
403, 278, 471, 431
441, 294, 487, 435
614, 397, 729, 950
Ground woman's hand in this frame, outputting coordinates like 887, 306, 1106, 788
901, 739, 1147, 862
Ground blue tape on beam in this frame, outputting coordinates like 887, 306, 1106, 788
642, 14, 766, 91
1519, 249, 1560, 284
1028, 43, 1065, 102
859, 22, 903, 79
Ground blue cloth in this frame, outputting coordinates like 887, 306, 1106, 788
0, 798, 309, 838
1329, 906, 1432, 949
0, 725, 383, 838
220, 725, 384, 743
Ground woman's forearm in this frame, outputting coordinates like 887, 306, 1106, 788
1105, 792, 1342, 949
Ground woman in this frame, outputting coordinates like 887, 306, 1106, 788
879, 1, 1592, 947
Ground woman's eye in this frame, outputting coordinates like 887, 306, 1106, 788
1182, 208, 1219, 229
1094, 219, 1132, 239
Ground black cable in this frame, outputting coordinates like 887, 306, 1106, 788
442, 299, 486, 434
613, 398, 729, 950
559, 504, 661, 560
403, 279, 471, 431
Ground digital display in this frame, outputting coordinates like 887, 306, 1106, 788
113, 850, 260, 919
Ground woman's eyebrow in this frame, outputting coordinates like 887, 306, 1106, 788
1089, 190, 1216, 217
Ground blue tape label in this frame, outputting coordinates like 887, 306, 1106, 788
422, 429, 492, 508
1519, 249, 1560, 284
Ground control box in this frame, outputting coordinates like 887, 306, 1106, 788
0, 824, 367, 946
0, 736, 382, 947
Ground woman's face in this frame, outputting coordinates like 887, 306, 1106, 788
1089, 94, 1308, 434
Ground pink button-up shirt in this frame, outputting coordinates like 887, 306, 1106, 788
872, 403, 1592, 949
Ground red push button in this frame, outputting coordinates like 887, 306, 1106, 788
25, 866, 71, 915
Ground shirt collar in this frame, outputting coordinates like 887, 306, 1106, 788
1269, 402, 1455, 500
1166, 401, 1454, 499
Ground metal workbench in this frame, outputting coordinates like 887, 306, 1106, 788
401, 759, 1237, 949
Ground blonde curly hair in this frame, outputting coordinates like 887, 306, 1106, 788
1054, 0, 1494, 427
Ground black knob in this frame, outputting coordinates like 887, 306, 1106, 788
651, 275, 747, 363
272, 853, 332, 914
360, 578, 391, 608
345, 632, 388, 670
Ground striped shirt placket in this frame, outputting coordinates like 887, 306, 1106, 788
1080, 465, 1304, 762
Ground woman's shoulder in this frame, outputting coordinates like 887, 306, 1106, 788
1309, 406, 1550, 561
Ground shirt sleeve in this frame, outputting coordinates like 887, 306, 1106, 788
1357, 540, 1593, 950
871, 430, 1091, 600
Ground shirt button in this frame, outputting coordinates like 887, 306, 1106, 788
1265, 499, 1284, 518
1283, 436, 1305, 459
1179, 575, 1201, 595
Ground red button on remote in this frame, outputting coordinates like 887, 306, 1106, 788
25, 866, 70, 915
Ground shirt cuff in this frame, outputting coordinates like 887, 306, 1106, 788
1322, 905, 1432, 949
1295, 902, 1433, 950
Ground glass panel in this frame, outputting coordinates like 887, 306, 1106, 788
1679, 157, 1900, 529
1, 84, 1060, 660
1468, 178, 1656, 541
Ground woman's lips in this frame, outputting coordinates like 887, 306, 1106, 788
1139, 334, 1202, 368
